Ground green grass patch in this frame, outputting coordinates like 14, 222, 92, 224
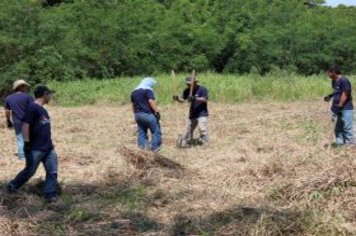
66, 207, 99, 223
299, 119, 322, 144
46, 72, 346, 106
36, 222, 68, 235
102, 184, 147, 210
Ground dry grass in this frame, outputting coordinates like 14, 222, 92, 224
0, 101, 355, 235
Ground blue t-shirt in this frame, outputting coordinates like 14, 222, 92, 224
23, 103, 54, 152
4, 92, 34, 129
332, 76, 353, 113
183, 85, 209, 119
131, 89, 155, 114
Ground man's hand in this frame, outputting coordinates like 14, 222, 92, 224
6, 120, 13, 129
24, 141, 31, 154
188, 96, 196, 103
335, 106, 343, 116
324, 95, 332, 102
173, 95, 185, 103
155, 112, 161, 121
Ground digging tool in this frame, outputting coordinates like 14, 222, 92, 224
328, 113, 337, 150
171, 70, 181, 126
177, 133, 189, 149
177, 70, 196, 149
189, 70, 196, 99
325, 100, 336, 150
171, 70, 184, 148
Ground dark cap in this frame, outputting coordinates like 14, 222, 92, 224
34, 85, 55, 98
327, 65, 342, 75
185, 76, 199, 84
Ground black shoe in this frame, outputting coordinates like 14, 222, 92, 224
46, 196, 58, 203
6, 184, 16, 194
331, 142, 343, 148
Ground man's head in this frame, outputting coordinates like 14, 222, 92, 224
141, 77, 157, 89
13, 80, 30, 92
185, 76, 198, 88
34, 86, 55, 104
327, 65, 342, 80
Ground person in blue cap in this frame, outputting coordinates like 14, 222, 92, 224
324, 65, 354, 146
7, 85, 59, 203
131, 77, 162, 152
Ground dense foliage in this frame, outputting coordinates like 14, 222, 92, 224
0, 0, 355, 94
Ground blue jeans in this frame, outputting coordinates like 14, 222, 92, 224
9, 149, 58, 198
14, 126, 25, 159
135, 112, 161, 151
335, 110, 354, 145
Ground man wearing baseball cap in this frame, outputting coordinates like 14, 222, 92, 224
8, 85, 59, 203
324, 65, 354, 146
4, 80, 33, 160
173, 76, 209, 147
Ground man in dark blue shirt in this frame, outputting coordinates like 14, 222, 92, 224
4, 80, 33, 160
324, 65, 354, 146
8, 86, 59, 203
131, 77, 162, 152
173, 76, 209, 147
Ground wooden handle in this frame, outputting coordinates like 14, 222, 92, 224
189, 70, 196, 97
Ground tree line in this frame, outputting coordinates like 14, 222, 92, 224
0, 0, 355, 95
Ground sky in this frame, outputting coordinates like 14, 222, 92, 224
324, 0, 356, 7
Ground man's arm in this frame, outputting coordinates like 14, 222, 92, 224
196, 97, 208, 103
195, 88, 209, 103
4, 99, 12, 127
324, 92, 335, 102
130, 93, 137, 113
146, 90, 159, 115
5, 109, 11, 122
173, 95, 185, 103
148, 99, 159, 114
338, 91, 349, 107
22, 122, 30, 142
22, 122, 32, 153
338, 79, 352, 107
131, 104, 135, 113
4, 108, 13, 128
173, 89, 189, 103
22, 104, 35, 142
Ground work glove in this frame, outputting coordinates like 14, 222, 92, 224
324, 95, 332, 102
188, 96, 196, 103
335, 106, 343, 116
24, 141, 31, 154
6, 120, 13, 129
172, 95, 179, 101
155, 112, 161, 121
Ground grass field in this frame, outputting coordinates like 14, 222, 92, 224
1, 97, 355, 235
46, 73, 336, 106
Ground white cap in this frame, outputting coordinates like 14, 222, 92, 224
13, 80, 30, 90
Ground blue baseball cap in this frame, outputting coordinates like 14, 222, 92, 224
34, 85, 55, 98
